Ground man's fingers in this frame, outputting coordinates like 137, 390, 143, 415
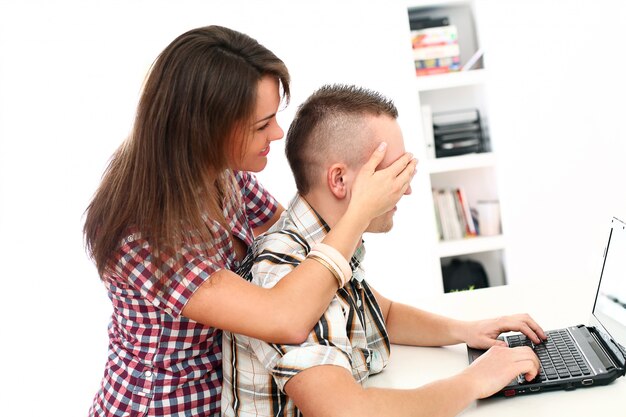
518, 323, 541, 344
525, 317, 547, 341
501, 315, 547, 343
522, 357, 540, 381
511, 314, 547, 341
520, 363, 539, 382
511, 346, 541, 380
493, 339, 507, 347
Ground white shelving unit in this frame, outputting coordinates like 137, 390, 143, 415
437, 235, 505, 258
407, 0, 507, 291
414, 68, 487, 92
424, 151, 496, 174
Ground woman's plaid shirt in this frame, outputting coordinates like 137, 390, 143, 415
89, 171, 278, 417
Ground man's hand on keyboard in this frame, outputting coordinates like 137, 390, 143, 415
460, 313, 548, 349
461, 345, 541, 399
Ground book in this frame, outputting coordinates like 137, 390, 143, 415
421, 105, 435, 159
435, 189, 454, 240
411, 25, 458, 48
457, 188, 477, 235
411, 25, 460, 77
440, 189, 463, 240
432, 189, 443, 240
432, 187, 477, 241
452, 189, 468, 238
416, 66, 454, 76
415, 56, 461, 70
447, 189, 464, 240
413, 44, 460, 61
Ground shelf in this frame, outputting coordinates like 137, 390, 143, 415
406, 0, 472, 11
437, 235, 505, 258
414, 68, 487, 92
406, 0, 507, 292
425, 152, 496, 174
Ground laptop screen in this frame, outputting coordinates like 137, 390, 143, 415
591, 217, 626, 364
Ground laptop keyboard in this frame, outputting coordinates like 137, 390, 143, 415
506, 329, 592, 382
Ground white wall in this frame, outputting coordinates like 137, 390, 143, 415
474, 0, 626, 290
0, 1, 625, 416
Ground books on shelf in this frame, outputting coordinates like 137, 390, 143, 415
432, 187, 478, 241
411, 23, 460, 76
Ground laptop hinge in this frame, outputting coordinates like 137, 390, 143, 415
589, 327, 625, 374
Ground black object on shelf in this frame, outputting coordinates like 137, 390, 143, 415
409, 15, 450, 30
432, 108, 485, 158
442, 258, 489, 293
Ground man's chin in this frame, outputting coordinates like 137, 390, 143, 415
365, 221, 394, 234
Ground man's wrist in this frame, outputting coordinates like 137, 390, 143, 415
449, 319, 471, 345
453, 370, 483, 402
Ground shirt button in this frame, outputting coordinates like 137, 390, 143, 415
366, 355, 371, 363
356, 299, 362, 307
145, 371, 153, 378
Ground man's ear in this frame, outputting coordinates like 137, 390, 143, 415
327, 163, 348, 199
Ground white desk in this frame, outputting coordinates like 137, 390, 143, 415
365, 280, 625, 416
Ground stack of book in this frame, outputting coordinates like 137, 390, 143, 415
410, 16, 460, 76
432, 187, 477, 241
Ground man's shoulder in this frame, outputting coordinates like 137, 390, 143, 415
248, 225, 310, 289
255, 204, 312, 255
254, 226, 309, 259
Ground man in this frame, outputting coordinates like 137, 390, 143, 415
222, 84, 545, 417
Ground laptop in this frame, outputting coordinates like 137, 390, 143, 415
467, 216, 626, 397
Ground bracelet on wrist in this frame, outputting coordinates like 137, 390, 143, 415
312, 242, 352, 283
307, 253, 343, 288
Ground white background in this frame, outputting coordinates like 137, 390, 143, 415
1, 0, 625, 415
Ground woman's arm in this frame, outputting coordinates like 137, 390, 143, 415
183, 145, 417, 344
183, 260, 339, 344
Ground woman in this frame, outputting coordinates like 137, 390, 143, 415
84, 25, 416, 416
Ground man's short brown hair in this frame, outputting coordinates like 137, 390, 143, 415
285, 84, 398, 194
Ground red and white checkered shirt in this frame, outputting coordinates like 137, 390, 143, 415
89, 171, 278, 417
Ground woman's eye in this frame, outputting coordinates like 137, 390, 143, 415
257, 122, 270, 131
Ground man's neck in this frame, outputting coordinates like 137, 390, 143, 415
301, 189, 346, 230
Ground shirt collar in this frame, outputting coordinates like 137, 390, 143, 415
286, 194, 365, 275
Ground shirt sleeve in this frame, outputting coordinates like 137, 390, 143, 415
113, 234, 223, 318
236, 171, 279, 229
247, 234, 354, 392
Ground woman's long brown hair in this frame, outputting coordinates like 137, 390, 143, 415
83, 26, 290, 282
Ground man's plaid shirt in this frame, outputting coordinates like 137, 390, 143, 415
222, 195, 390, 417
